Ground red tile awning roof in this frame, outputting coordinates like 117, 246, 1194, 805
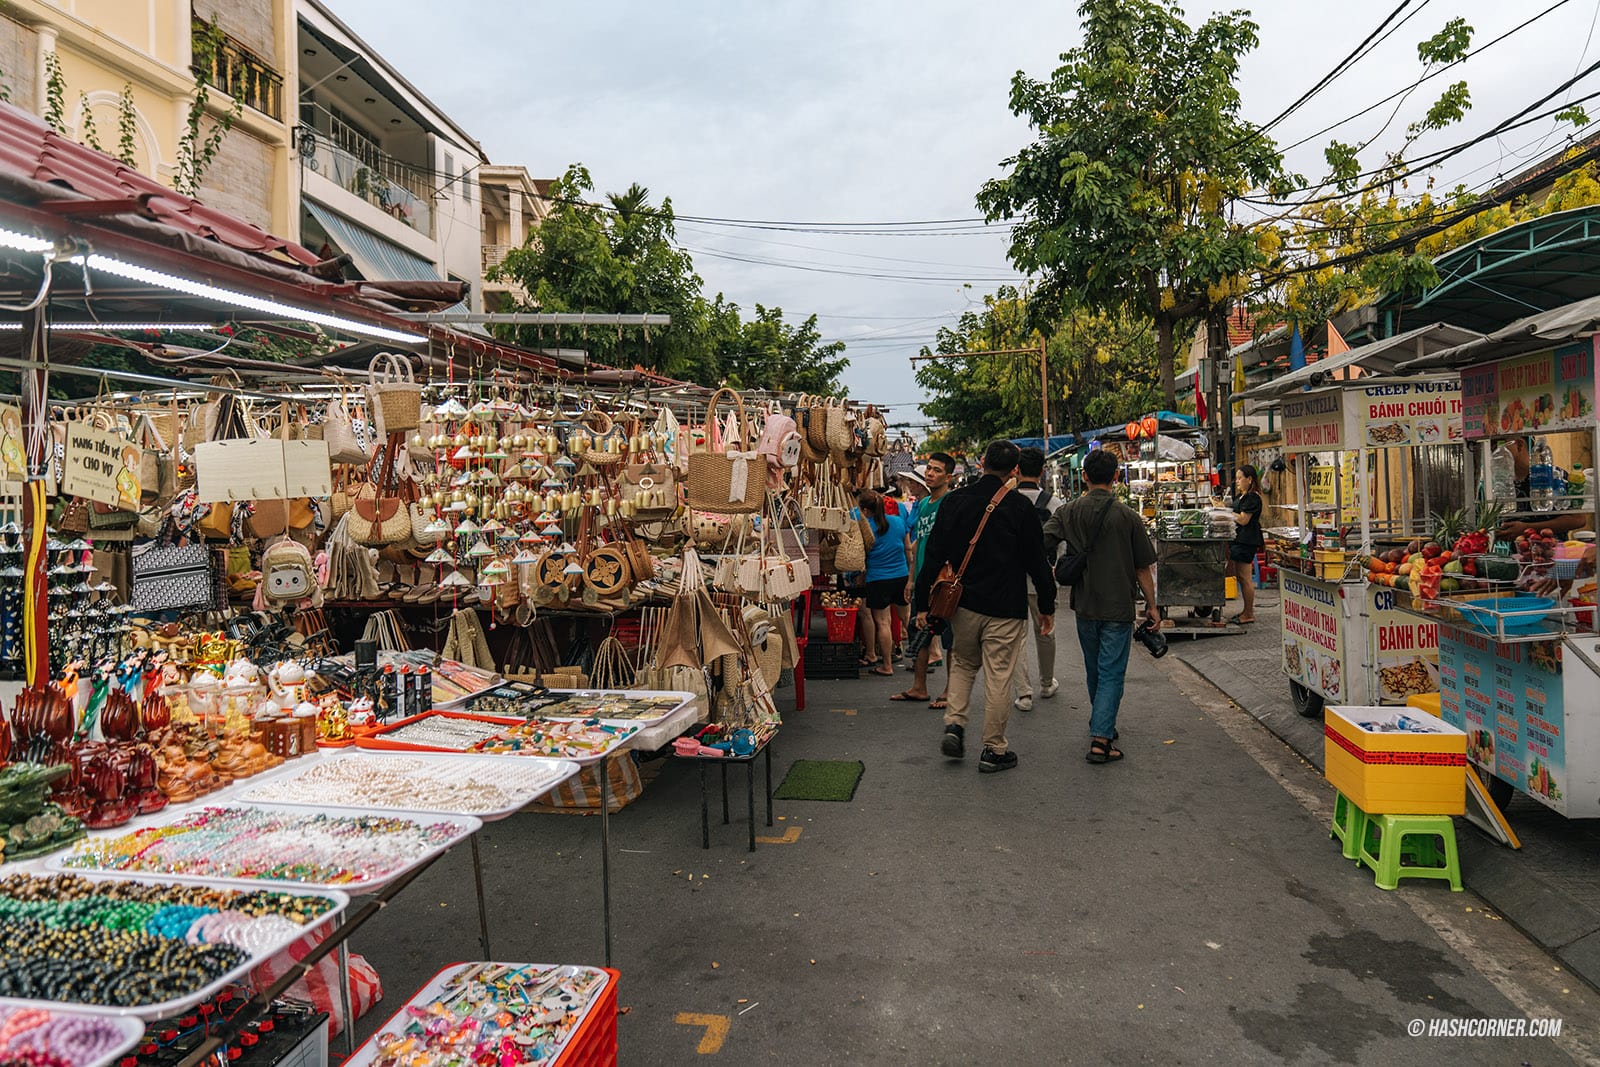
0, 102, 320, 268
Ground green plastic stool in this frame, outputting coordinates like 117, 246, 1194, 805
1357, 813, 1463, 891
1330, 791, 1367, 861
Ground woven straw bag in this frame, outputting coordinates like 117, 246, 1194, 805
835, 516, 866, 572
825, 398, 855, 454
366, 353, 422, 437
686, 388, 765, 515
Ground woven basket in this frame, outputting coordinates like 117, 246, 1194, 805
686, 388, 765, 515
367, 353, 422, 436
581, 410, 627, 469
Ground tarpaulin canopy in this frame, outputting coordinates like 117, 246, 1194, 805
1009, 434, 1077, 453
1397, 292, 1600, 371
1237, 322, 1483, 402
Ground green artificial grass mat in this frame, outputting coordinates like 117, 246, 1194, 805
773, 759, 865, 802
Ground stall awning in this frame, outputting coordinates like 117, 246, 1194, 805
1397, 293, 1600, 372
1236, 322, 1484, 402
306, 201, 443, 285
1010, 434, 1077, 453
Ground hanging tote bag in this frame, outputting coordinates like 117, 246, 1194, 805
130, 543, 216, 613
366, 353, 422, 438
686, 388, 766, 515
323, 395, 371, 465
620, 461, 678, 519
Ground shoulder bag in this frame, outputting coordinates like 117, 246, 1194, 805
928, 479, 1014, 622
1055, 496, 1116, 587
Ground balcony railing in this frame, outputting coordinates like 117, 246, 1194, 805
300, 132, 434, 238
192, 20, 283, 120
482, 244, 513, 272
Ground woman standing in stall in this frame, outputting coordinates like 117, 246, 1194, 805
1229, 465, 1264, 624
857, 489, 912, 676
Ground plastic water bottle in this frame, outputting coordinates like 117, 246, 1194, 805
1531, 437, 1555, 512
1491, 442, 1517, 503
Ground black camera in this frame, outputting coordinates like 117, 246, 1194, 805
1135, 619, 1168, 658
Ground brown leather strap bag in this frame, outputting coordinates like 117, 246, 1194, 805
927, 479, 1015, 622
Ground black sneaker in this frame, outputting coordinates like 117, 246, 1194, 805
941, 724, 964, 759
979, 747, 1018, 774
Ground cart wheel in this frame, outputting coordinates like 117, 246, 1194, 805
1485, 775, 1515, 812
1290, 681, 1324, 719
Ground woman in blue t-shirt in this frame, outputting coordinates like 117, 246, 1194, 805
857, 490, 912, 676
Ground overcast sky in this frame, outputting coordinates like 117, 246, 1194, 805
330, 0, 1600, 427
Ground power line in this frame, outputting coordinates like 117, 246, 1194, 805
681, 244, 1026, 285
1244, 57, 1600, 211
1235, 0, 1424, 151
674, 222, 1019, 272
1267, 0, 1577, 162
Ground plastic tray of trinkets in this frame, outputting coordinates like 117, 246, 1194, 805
520, 688, 696, 727
229, 750, 583, 822
344, 962, 618, 1067
0, 869, 349, 1021
0, 1005, 144, 1067
46, 802, 482, 895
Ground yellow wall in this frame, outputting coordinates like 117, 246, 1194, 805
3, 0, 295, 234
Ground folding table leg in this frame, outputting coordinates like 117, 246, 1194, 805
721, 762, 730, 824
746, 760, 756, 852
469, 833, 493, 959
765, 746, 774, 826
699, 762, 709, 849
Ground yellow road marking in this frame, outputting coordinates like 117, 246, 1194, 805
675, 1012, 730, 1054
830, 708, 857, 716
756, 826, 803, 845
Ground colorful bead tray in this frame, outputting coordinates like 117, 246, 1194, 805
347, 963, 616, 1067
0, 1004, 142, 1067
52, 804, 481, 893
0, 873, 346, 1020
235, 753, 581, 821
470, 719, 640, 763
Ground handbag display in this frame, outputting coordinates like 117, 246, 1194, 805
825, 397, 855, 455
366, 353, 422, 438
928, 480, 1014, 622
835, 514, 867, 573
619, 461, 678, 519
685, 388, 765, 515
130, 543, 215, 613
323, 396, 370, 465
802, 465, 849, 532
348, 436, 413, 547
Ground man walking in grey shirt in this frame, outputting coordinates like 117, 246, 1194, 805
1043, 449, 1158, 764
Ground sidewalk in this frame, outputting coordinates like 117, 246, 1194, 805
1172, 587, 1600, 993
342, 636, 1596, 1063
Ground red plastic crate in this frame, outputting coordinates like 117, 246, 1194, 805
824, 606, 858, 643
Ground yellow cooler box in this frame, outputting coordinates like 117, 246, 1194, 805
1324, 705, 1466, 815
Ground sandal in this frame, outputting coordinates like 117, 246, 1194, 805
859, 657, 881, 668
1229, 614, 1256, 625
928, 697, 948, 710
889, 690, 929, 702
869, 666, 894, 677
1086, 737, 1124, 764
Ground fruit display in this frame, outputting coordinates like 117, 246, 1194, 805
1364, 538, 1462, 595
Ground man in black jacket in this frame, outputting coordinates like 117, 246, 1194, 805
912, 440, 1056, 773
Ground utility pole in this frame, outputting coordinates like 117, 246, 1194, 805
909, 339, 1050, 444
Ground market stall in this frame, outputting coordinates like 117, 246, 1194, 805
1236, 325, 1480, 718
0, 120, 897, 1067
1393, 310, 1600, 815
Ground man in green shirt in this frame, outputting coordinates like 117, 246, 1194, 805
1043, 449, 1158, 765
889, 453, 954, 705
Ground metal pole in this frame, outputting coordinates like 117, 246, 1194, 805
1039, 338, 1050, 444
470, 833, 493, 959
600, 755, 613, 967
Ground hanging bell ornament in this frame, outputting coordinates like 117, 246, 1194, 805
410, 432, 425, 451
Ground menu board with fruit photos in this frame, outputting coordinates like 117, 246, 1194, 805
1463, 339, 1597, 441
1438, 623, 1568, 814
1281, 572, 1348, 702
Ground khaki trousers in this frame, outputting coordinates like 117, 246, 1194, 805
942, 608, 1027, 754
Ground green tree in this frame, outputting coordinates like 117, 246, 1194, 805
491, 165, 718, 382
977, 0, 1289, 408
719, 303, 848, 395
914, 287, 1160, 446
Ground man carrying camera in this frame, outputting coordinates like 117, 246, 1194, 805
1043, 449, 1159, 764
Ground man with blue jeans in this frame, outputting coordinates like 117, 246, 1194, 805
1044, 450, 1158, 764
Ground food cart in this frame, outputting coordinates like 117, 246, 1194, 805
1236, 324, 1481, 717
1395, 313, 1600, 815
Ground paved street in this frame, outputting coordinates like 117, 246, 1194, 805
1175, 586, 1600, 994
345, 625, 1600, 1065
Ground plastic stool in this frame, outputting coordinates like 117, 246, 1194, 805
1330, 791, 1366, 861
1357, 813, 1463, 891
